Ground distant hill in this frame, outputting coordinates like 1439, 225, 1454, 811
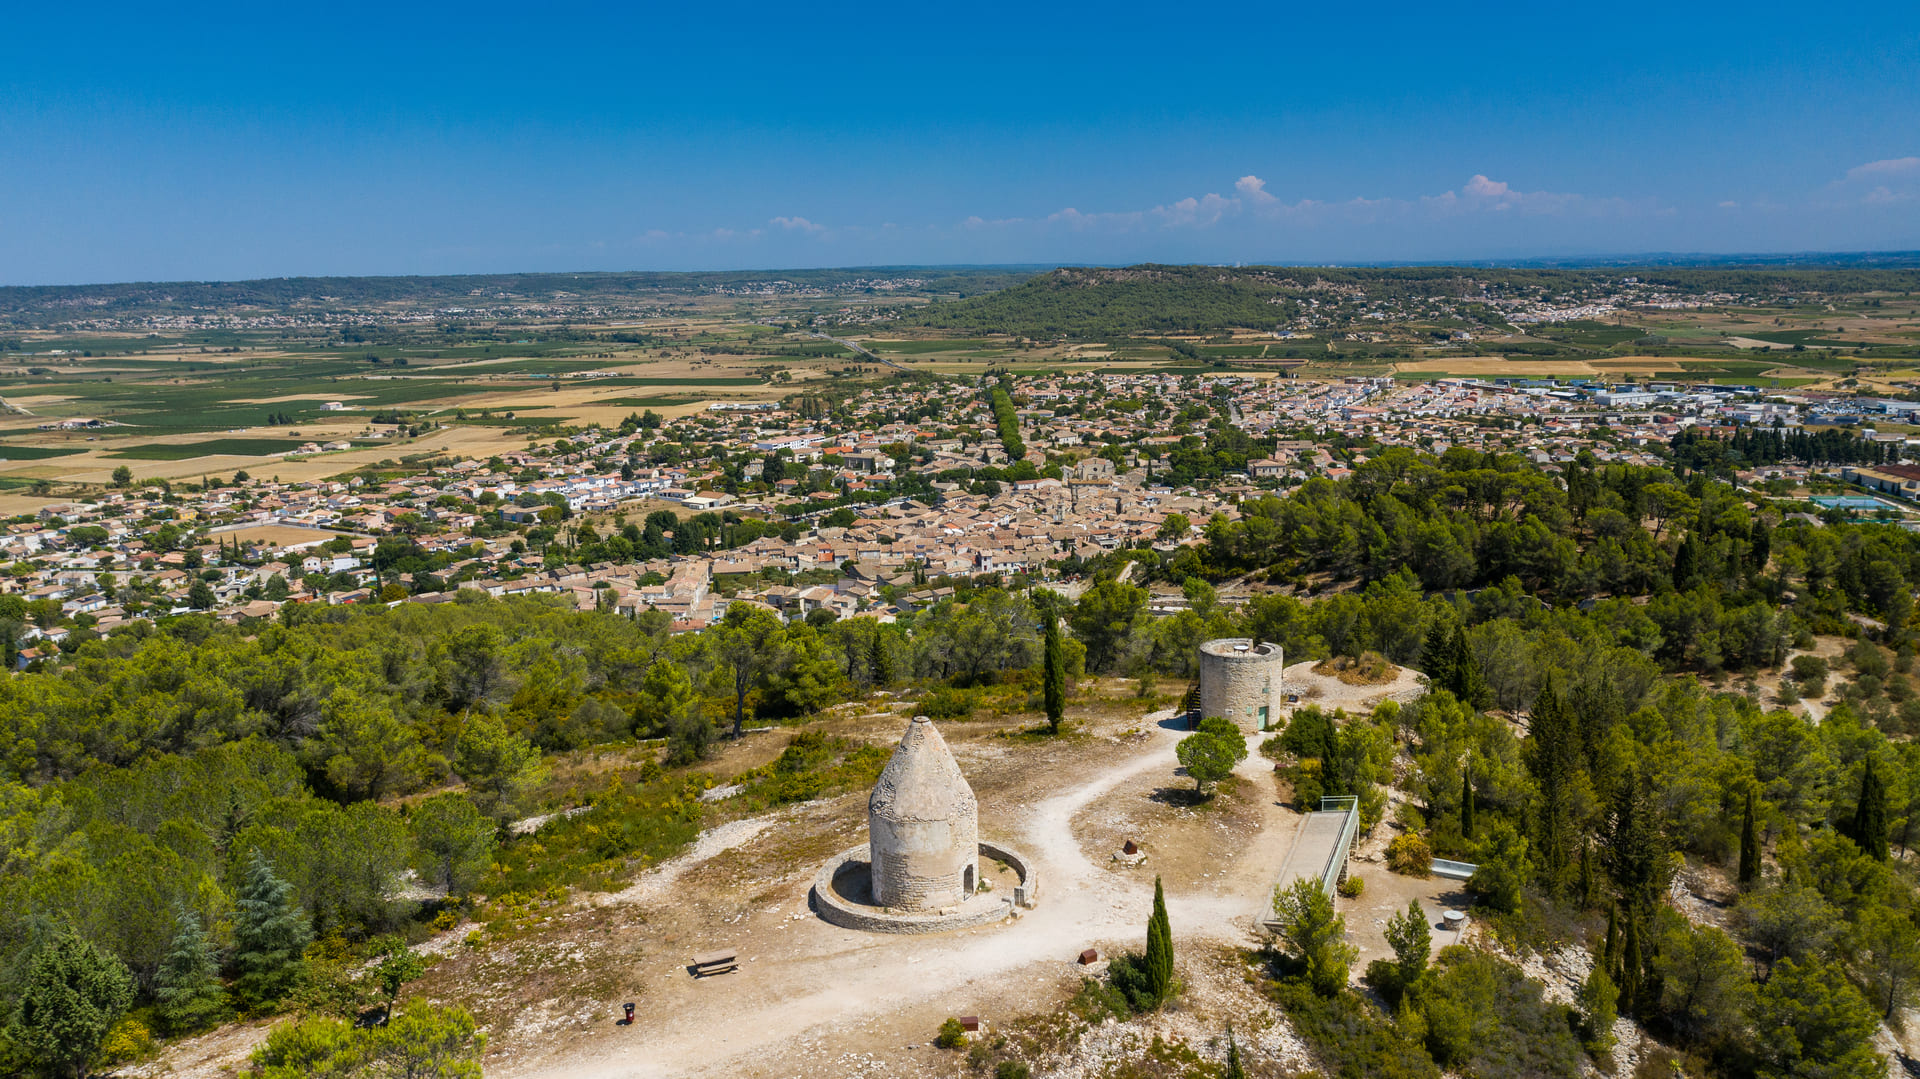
901, 262, 1920, 339
0, 266, 1035, 323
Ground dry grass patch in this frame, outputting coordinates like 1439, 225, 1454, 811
1311, 652, 1397, 686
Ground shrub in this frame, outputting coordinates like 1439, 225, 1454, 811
1069, 975, 1134, 1022
1107, 953, 1159, 1013
1418, 949, 1584, 1079
1791, 654, 1828, 696
922, 686, 976, 719
1339, 875, 1364, 898
1259, 733, 1288, 762
1364, 958, 1407, 1003
996, 1063, 1031, 1079
936, 1017, 969, 1050
1387, 835, 1433, 877
99, 1017, 154, 1066
1262, 976, 1439, 1079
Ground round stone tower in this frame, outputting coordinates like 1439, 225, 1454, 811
1198, 638, 1286, 732
868, 715, 978, 910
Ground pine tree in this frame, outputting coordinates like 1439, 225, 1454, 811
154, 906, 229, 1035
1852, 758, 1890, 862
1385, 900, 1431, 990
1042, 610, 1066, 735
1145, 876, 1173, 1006
1738, 787, 1762, 886
1460, 763, 1475, 842
232, 851, 312, 1009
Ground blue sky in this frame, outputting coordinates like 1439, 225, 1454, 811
2, 1, 1917, 284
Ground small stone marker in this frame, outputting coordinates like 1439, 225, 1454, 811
1078, 948, 1099, 965
959, 1016, 980, 1032
1122, 840, 1139, 855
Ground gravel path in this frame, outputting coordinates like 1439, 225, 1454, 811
518, 717, 1295, 1079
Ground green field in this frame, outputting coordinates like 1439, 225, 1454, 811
869, 338, 1000, 354
0, 374, 507, 432
105, 438, 310, 460
0, 445, 85, 460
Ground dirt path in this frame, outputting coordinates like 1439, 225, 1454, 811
510, 718, 1287, 1079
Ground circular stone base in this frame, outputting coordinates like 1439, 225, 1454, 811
811, 842, 1037, 935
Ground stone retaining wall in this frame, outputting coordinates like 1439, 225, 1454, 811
811, 841, 1036, 935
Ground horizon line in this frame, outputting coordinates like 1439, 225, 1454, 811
6, 250, 1920, 291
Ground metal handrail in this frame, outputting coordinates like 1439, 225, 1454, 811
1317, 796, 1359, 896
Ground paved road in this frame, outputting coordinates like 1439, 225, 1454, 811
810, 332, 906, 372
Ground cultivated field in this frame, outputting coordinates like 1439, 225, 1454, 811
0, 328, 844, 494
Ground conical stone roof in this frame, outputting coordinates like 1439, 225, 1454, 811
869, 715, 976, 824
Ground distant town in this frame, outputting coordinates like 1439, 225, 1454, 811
6, 364, 1917, 668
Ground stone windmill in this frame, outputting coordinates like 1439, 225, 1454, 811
867, 715, 979, 910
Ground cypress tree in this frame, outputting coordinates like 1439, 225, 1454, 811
1579, 839, 1597, 909
1738, 788, 1762, 886
154, 906, 229, 1035
868, 629, 894, 687
1460, 763, 1475, 842
1456, 624, 1487, 707
1527, 679, 1579, 895
1619, 913, 1643, 1017
1851, 759, 1890, 862
1602, 903, 1619, 972
1672, 532, 1699, 591
1603, 766, 1667, 920
1749, 518, 1771, 575
231, 851, 311, 1009
1043, 610, 1066, 735
1421, 621, 1456, 694
1224, 1023, 1246, 1079
1145, 876, 1173, 1006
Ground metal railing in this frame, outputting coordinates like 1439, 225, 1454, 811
1317, 796, 1360, 897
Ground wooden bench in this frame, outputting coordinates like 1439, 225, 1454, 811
690, 950, 738, 977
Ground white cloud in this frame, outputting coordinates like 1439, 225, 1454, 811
770, 215, 827, 234
1463, 175, 1511, 199
1846, 157, 1920, 181
1004, 173, 1639, 236
1235, 174, 1276, 203
1827, 157, 1920, 206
